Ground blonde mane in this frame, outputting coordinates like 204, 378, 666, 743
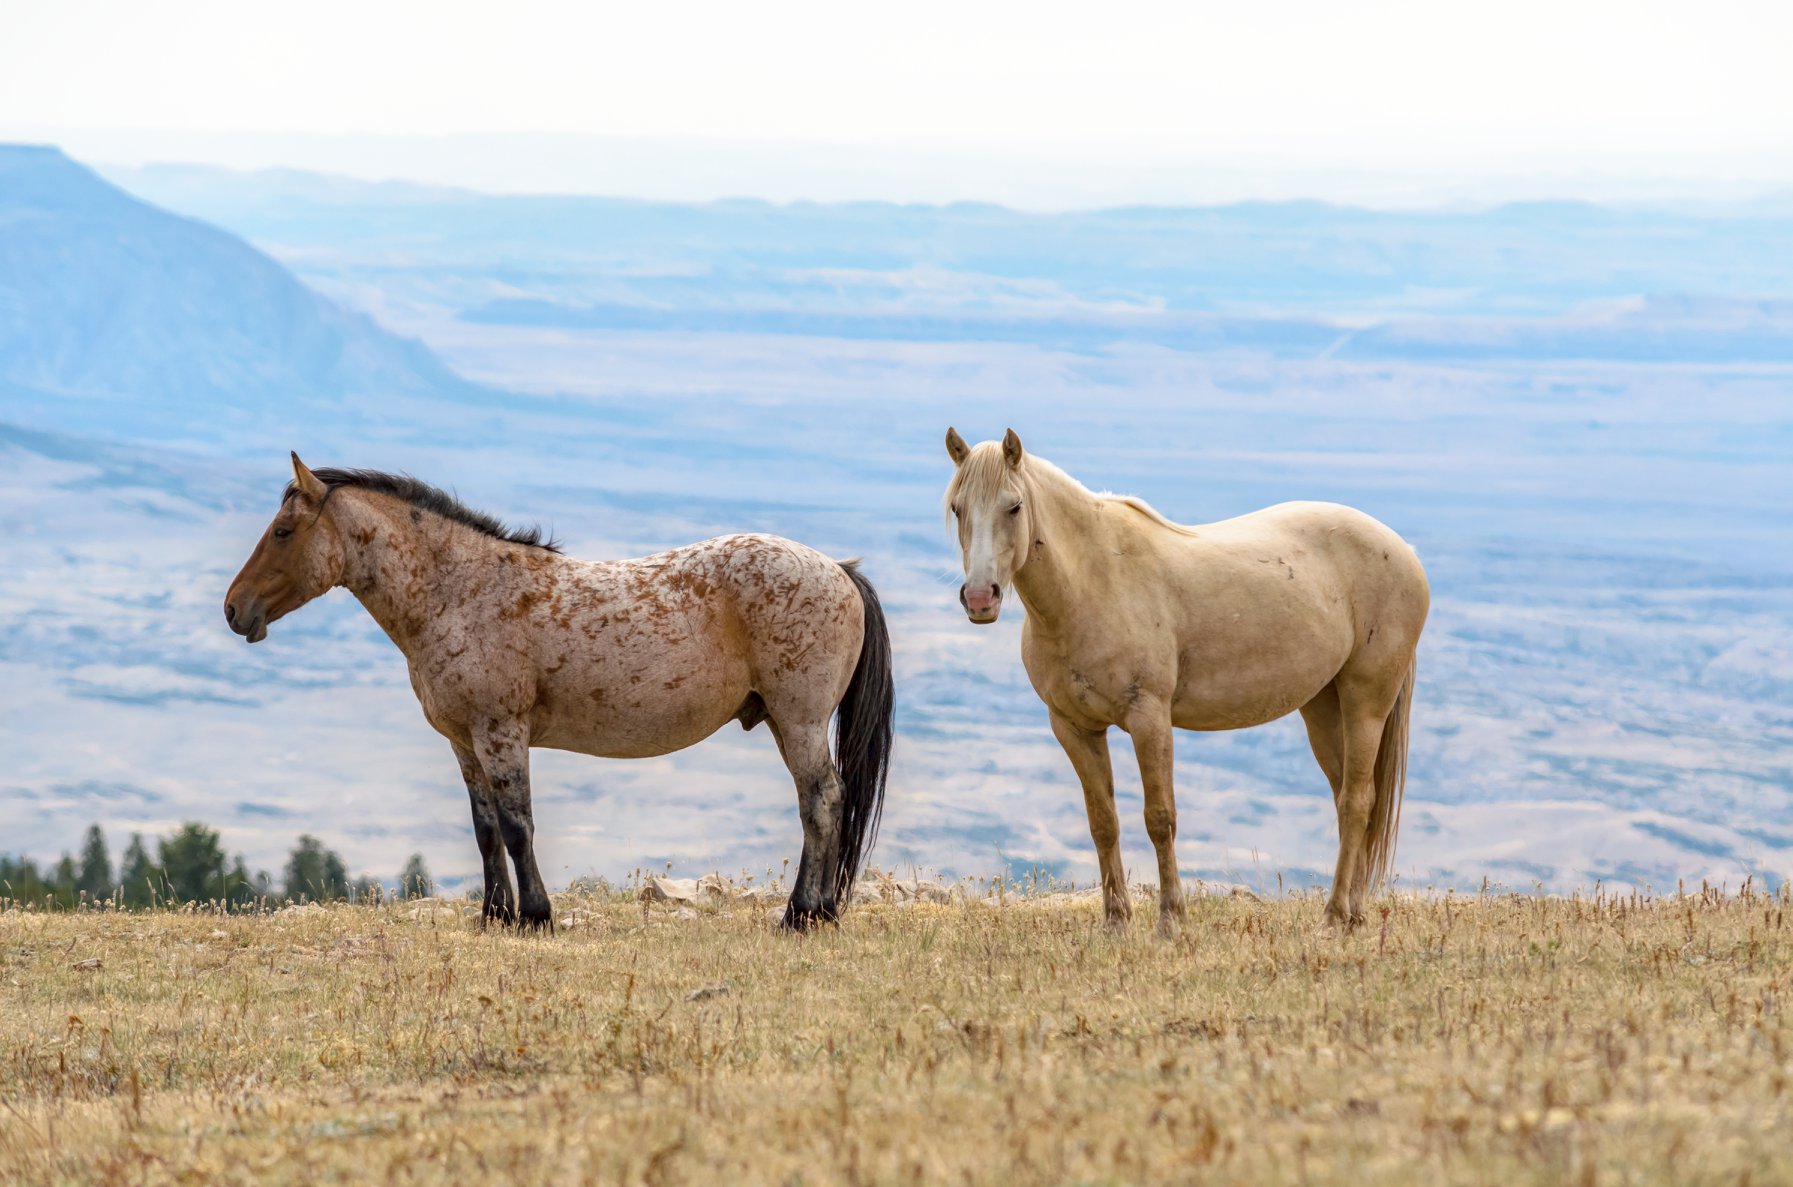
945, 443, 1198, 537
1096, 491, 1201, 537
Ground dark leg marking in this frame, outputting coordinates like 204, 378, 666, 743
456, 744, 516, 927
491, 768, 554, 934
782, 774, 844, 931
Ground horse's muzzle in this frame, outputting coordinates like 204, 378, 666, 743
224, 600, 268, 644
961, 582, 1002, 625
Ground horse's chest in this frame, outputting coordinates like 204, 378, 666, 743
1022, 637, 1143, 729
403, 633, 531, 740
405, 662, 465, 742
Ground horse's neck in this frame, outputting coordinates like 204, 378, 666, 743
1010, 469, 1115, 631
331, 494, 478, 651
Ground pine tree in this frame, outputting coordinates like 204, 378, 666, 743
120, 834, 159, 907
398, 853, 433, 899
52, 854, 79, 908
158, 823, 229, 904
282, 836, 350, 902
0, 855, 50, 904
76, 825, 113, 902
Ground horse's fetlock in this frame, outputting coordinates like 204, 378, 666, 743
518, 899, 555, 934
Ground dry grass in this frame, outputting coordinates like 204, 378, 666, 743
1, 879, 1790, 1185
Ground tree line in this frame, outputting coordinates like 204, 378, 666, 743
0, 822, 434, 910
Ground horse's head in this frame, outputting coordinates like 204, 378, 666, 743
224, 453, 347, 644
943, 427, 1033, 625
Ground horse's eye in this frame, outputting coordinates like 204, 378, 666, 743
1008, 503, 1023, 516
950, 504, 960, 517
273, 527, 293, 540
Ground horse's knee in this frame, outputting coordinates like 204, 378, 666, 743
1143, 805, 1176, 847
496, 807, 533, 855
1087, 817, 1120, 850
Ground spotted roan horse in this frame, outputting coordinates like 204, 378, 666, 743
943, 429, 1428, 935
226, 454, 893, 931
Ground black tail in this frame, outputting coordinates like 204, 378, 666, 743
831, 561, 894, 906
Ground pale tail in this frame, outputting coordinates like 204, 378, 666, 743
1363, 656, 1415, 890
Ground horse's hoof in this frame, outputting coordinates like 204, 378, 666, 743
1155, 912, 1184, 940
518, 908, 555, 935
780, 904, 835, 932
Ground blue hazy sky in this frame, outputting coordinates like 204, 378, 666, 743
3, 1, 1790, 207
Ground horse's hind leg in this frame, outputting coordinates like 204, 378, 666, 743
453, 742, 516, 927
471, 721, 555, 933
1322, 675, 1403, 931
773, 718, 845, 930
1298, 683, 1344, 804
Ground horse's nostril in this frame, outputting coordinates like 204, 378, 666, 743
225, 603, 237, 624
990, 583, 1001, 601
958, 586, 969, 609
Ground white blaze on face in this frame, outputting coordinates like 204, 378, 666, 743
960, 502, 1004, 619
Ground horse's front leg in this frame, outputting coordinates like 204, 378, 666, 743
1049, 711, 1130, 931
1124, 704, 1187, 939
454, 742, 516, 927
472, 722, 555, 934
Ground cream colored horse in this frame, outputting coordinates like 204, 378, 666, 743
943, 429, 1428, 933
226, 455, 893, 932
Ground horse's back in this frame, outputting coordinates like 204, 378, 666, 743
1196, 501, 1426, 606
1203, 499, 1405, 551
1152, 501, 1427, 728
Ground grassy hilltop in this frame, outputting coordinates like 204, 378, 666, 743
1, 882, 1790, 1185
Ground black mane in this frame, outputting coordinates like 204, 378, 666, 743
285, 468, 561, 553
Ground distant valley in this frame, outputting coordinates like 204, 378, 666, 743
3, 147, 1789, 895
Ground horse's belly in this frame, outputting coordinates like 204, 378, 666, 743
530, 652, 750, 759
1170, 623, 1350, 731
1170, 665, 1335, 731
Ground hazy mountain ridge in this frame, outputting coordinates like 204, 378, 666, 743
103, 162, 1793, 319
0, 146, 485, 446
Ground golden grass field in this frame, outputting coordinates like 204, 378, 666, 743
2, 878, 1790, 1186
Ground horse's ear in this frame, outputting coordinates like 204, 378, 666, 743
945, 427, 971, 466
1002, 428, 1025, 469
290, 452, 327, 500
